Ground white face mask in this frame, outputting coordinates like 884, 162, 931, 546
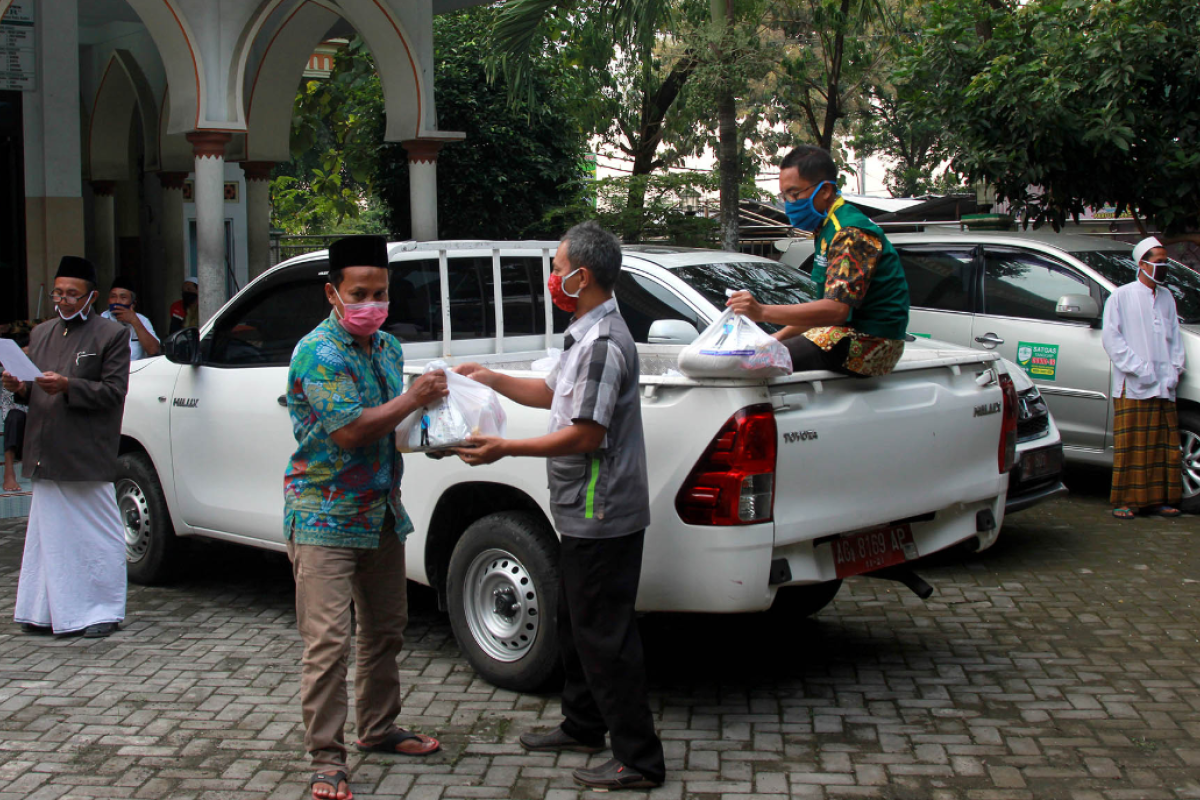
56, 291, 94, 322
561, 268, 584, 298
1141, 260, 1168, 286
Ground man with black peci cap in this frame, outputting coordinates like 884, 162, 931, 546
284, 235, 448, 800
2, 256, 130, 638
101, 275, 160, 360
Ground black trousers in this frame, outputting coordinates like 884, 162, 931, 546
557, 531, 665, 782
783, 334, 867, 378
3, 409, 24, 460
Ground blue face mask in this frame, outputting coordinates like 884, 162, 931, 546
784, 181, 834, 231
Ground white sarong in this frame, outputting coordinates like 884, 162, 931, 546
14, 479, 127, 633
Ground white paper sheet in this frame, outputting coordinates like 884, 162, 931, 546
0, 338, 42, 382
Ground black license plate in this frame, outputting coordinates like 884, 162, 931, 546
1021, 445, 1063, 481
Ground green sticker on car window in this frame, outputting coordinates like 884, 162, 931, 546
910, 332, 932, 339
1017, 341, 1059, 381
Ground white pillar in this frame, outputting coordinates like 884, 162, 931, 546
23, 0, 83, 316
91, 180, 116, 294
158, 171, 188, 324
241, 161, 274, 279
403, 140, 444, 241
186, 132, 231, 325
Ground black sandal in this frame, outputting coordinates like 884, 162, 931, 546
310, 770, 352, 800
355, 728, 440, 756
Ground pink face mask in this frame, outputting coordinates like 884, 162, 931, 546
334, 289, 389, 337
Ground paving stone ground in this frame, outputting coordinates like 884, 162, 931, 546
1, 466, 1198, 800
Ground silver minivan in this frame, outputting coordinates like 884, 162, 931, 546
779, 230, 1200, 510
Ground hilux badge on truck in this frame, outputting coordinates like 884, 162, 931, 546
173, 397, 199, 408
973, 402, 1001, 417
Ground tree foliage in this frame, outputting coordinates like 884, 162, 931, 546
270, 38, 388, 235
903, 0, 1200, 235
378, 7, 590, 239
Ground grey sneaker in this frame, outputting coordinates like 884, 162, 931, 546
519, 726, 604, 754
572, 758, 663, 790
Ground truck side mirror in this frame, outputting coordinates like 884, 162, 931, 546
1055, 294, 1100, 322
648, 319, 700, 345
163, 327, 202, 365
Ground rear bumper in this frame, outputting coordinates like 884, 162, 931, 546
637, 493, 1006, 614
1005, 479, 1068, 514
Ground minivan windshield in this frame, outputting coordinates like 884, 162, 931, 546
1071, 251, 1200, 324
671, 261, 818, 332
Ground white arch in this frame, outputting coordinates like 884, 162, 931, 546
238, 0, 433, 158
337, 0, 426, 141
157, 86, 195, 172
89, 50, 162, 179
243, 0, 341, 162
125, 0, 207, 134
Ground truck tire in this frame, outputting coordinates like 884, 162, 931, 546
446, 511, 563, 693
1179, 411, 1200, 513
116, 452, 181, 586
767, 580, 842, 620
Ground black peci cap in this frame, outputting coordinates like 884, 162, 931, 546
329, 235, 389, 271
110, 275, 137, 293
56, 256, 97, 284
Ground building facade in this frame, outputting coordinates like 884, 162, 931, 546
0, 0, 481, 331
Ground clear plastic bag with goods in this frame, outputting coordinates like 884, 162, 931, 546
677, 305, 793, 379
395, 361, 508, 452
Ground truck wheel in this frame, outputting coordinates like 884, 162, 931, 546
446, 511, 562, 693
768, 580, 842, 620
1179, 411, 1200, 513
116, 452, 180, 586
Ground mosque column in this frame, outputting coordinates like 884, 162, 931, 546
91, 180, 117, 293
401, 140, 444, 241
158, 172, 189, 322
241, 161, 275, 280
186, 132, 232, 325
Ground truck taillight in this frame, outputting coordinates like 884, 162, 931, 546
998, 374, 1018, 473
676, 404, 777, 526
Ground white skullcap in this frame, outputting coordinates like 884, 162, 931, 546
1132, 237, 1164, 264
183, 277, 199, 288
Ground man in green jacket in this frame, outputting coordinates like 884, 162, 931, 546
728, 145, 910, 377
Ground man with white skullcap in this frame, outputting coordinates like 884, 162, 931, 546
1101, 236, 1187, 519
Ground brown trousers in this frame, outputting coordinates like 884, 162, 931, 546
287, 524, 408, 771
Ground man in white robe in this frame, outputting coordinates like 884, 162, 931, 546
1101, 237, 1187, 519
2, 256, 130, 637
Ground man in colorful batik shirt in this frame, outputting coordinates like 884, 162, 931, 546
284, 235, 447, 800
728, 145, 910, 377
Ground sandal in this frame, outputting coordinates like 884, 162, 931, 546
355, 728, 441, 756
1112, 507, 1136, 519
310, 770, 352, 800
1151, 505, 1182, 517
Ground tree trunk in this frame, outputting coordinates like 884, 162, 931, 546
717, 87, 740, 252
712, 0, 739, 252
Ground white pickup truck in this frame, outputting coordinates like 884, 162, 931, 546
117, 241, 1018, 691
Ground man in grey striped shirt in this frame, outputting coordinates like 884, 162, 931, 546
455, 221, 664, 790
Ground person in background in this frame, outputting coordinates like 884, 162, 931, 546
169, 277, 199, 334
1102, 236, 1187, 519
1, 330, 28, 492
727, 144, 910, 377
2, 256, 130, 638
454, 221, 666, 792
101, 276, 160, 360
285, 235, 447, 800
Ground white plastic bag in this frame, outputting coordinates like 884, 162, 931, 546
396, 361, 508, 452
677, 307, 793, 378
531, 348, 562, 372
